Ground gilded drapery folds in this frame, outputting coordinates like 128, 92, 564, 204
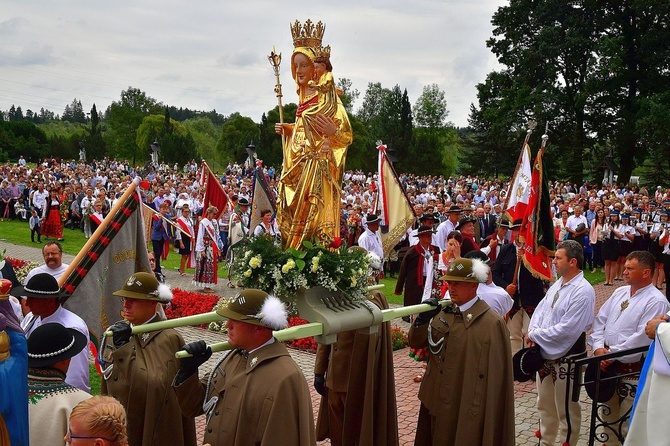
277, 20, 353, 250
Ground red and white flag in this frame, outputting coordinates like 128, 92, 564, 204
520, 143, 556, 281
503, 143, 532, 222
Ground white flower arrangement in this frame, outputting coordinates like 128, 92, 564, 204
230, 236, 370, 304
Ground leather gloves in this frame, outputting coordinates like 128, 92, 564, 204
314, 374, 326, 396
175, 340, 212, 385
413, 297, 442, 327
109, 321, 132, 348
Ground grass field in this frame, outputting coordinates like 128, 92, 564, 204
0, 218, 605, 307
0, 218, 229, 278
90, 363, 102, 395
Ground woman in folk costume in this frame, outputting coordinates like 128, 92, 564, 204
193, 206, 222, 293
438, 230, 463, 297
275, 19, 353, 250
41, 188, 64, 241
175, 205, 196, 276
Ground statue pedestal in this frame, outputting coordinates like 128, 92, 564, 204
294, 286, 382, 345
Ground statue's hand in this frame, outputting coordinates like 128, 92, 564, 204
313, 114, 337, 137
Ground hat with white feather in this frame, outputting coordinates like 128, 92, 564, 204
217, 289, 288, 331
113, 272, 173, 303
439, 257, 489, 283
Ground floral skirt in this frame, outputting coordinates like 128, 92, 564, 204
193, 250, 217, 287
41, 209, 63, 238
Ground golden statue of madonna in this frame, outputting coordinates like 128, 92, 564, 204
275, 20, 353, 250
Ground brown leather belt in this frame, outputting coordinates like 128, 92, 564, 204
615, 361, 643, 374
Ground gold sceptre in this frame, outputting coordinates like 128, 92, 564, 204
268, 46, 286, 147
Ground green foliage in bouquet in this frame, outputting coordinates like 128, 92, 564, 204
230, 236, 370, 304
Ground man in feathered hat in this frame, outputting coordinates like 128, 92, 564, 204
174, 289, 315, 446
408, 257, 515, 446
100, 272, 197, 446
395, 225, 442, 308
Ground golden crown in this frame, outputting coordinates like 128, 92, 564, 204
291, 19, 325, 48
313, 45, 331, 60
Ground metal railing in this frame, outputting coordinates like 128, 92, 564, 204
570, 346, 648, 446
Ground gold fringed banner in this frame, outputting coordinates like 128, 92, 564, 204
376, 144, 416, 258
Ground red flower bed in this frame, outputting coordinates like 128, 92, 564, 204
5, 256, 29, 269
286, 316, 317, 353
391, 326, 408, 351
165, 288, 219, 327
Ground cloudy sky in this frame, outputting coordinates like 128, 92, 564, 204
0, 0, 505, 128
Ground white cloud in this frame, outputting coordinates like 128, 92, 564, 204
0, 0, 504, 126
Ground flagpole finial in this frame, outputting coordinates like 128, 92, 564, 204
543, 121, 550, 140
526, 120, 537, 134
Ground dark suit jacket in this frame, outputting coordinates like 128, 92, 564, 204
474, 218, 483, 243
395, 244, 440, 307
480, 234, 508, 262
492, 243, 545, 309
460, 237, 479, 258
482, 214, 497, 238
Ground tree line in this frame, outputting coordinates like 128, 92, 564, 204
0, 82, 459, 176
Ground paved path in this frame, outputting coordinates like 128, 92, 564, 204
2, 240, 666, 445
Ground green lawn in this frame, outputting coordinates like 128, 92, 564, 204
0, 218, 604, 304
90, 363, 102, 395
0, 219, 229, 278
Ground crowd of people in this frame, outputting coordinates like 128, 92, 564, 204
2, 154, 670, 445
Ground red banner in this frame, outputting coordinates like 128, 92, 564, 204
201, 162, 228, 220
520, 145, 555, 281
